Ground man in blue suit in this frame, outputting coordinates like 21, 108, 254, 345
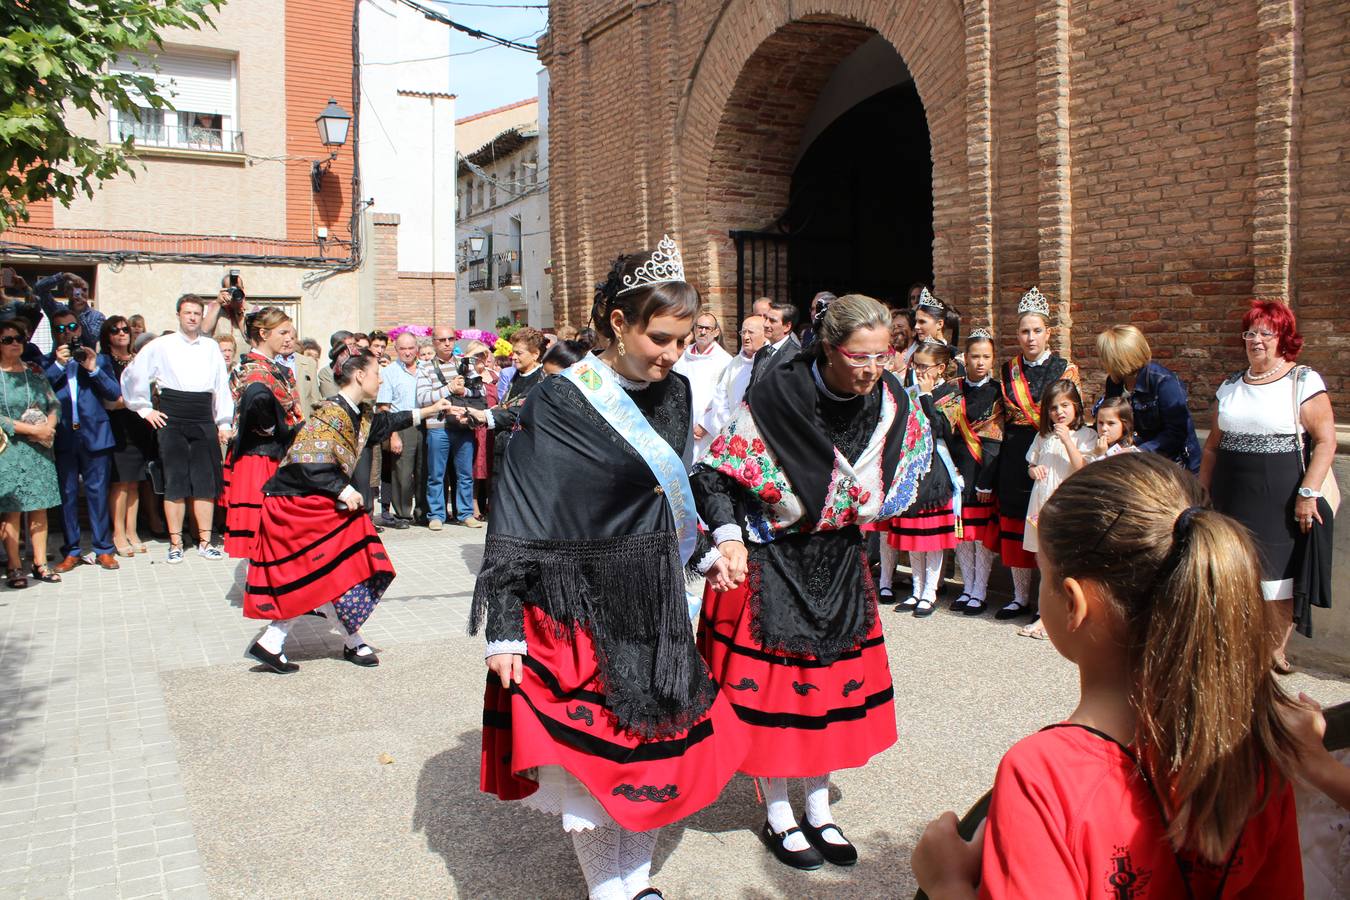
45, 308, 122, 572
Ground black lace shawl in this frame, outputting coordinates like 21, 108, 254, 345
469, 369, 718, 739
694, 357, 918, 660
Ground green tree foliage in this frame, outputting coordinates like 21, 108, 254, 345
0, 0, 222, 230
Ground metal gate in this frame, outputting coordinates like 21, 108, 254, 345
730, 229, 790, 326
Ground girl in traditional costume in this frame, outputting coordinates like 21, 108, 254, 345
695, 294, 934, 870
242, 349, 451, 673
222, 308, 303, 558
471, 237, 749, 900
935, 329, 1004, 616
988, 287, 1080, 621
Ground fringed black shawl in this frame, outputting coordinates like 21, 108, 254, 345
469, 371, 717, 739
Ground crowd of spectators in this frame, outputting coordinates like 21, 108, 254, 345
0, 267, 599, 585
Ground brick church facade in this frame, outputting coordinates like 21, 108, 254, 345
539, 0, 1348, 416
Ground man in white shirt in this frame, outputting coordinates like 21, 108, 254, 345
673, 311, 732, 459
122, 294, 234, 564
749, 299, 801, 387
699, 315, 766, 445
376, 332, 423, 528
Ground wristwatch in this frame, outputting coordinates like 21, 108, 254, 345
1297, 487, 1322, 499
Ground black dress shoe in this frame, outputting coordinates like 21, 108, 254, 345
631, 890, 663, 899
344, 645, 380, 667
246, 642, 299, 674
951, 593, 971, 613
963, 598, 988, 617
384, 518, 410, 530
913, 598, 938, 618
800, 820, 859, 866
759, 821, 824, 871
994, 601, 1031, 621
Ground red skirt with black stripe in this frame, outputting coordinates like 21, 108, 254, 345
698, 581, 896, 778
987, 514, 1037, 569
243, 493, 394, 621
959, 499, 999, 545
222, 455, 278, 558
480, 606, 751, 832
885, 501, 960, 552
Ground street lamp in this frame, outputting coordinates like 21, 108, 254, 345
311, 98, 352, 192
468, 235, 485, 256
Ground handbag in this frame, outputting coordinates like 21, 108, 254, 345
146, 459, 165, 495
1293, 366, 1340, 516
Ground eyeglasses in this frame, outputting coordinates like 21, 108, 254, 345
0, 335, 20, 345
54, 322, 79, 333
835, 347, 891, 368
1241, 329, 1276, 342
694, 325, 716, 332
109, 326, 130, 334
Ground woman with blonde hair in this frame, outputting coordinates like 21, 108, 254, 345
1095, 324, 1199, 472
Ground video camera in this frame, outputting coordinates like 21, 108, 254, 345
225, 268, 245, 305
457, 354, 483, 386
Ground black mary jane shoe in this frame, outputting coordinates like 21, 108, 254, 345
344, 645, 380, 667
631, 889, 664, 899
760, 821, 824, 871
800, 820, 859, 867
246, 642, 299, 674
895, 595, 919, 613
962, 597, 988, 617
950, 593, 971, 613
994, 601, 1031, 621
913, 598, 938, 619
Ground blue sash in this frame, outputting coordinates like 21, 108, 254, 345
561, 357, 699, 566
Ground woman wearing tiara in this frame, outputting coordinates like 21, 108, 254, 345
695, 294, 933, 871
935, 328, 1004, 616
471, 236, 750, 900
989, 287, 1080, 620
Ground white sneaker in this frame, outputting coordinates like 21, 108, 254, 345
197, 544, 225, 560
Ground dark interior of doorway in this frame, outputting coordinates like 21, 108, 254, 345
784, 82, 933, 315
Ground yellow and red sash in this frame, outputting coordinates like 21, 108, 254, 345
939, 390, 984, 463
1005, 357, 1041, 429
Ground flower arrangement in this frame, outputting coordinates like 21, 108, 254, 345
493, 337, 514, 357
386, 324, 432, 341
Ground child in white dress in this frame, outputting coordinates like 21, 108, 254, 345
1024, 380, 1096, 554
1089, 396, 1141, 462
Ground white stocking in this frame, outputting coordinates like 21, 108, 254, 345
878, 541, 900, 591
571, 824, 625, 900
922, 550, 945, 602
617, 828, 658, 897
1011, 567, 1035, 607
908, 551, 928, 598
954, 542, 976, 594
803, 774, 847, 845
257, 620, 292, 657
762, 777, 808, 851
973, 543, 997, 599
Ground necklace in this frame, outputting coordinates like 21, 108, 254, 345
1245, 360, 1288, 383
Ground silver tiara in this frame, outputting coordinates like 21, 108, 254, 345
916, 287, 944, 312
969, 327, 993, 340
1018, 286, 1051, 318
617, 234, 686, 296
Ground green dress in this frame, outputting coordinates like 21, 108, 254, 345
0, 364, 61, 513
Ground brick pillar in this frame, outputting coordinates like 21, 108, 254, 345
1252, 0, 1299, 303
965, 0, 995, 331
1035, 0, 1074, 355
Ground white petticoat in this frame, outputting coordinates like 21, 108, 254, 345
517, 765, 615, 833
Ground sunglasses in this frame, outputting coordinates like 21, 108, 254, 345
435, 336, 455, 342
54, 322, 80, 333
0, 335, 21, 345
109, 326, 130, 334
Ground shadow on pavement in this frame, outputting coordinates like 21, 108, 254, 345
0, 630, 58, 785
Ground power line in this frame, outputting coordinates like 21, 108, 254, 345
392, 0, 539, 52
440, 1, 547, 7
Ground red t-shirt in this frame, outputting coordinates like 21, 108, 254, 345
980, 724, 1302, 899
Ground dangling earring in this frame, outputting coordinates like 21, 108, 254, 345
617, 336, 627, 357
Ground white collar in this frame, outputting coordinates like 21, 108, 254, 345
771, 335, 791, 351
590, 352, 650, 391
176, 330, 205, 346
965, 375, 992, 387
1023, 349, 1053, 367
337, 393, 362, 414
687, 342, 719, 357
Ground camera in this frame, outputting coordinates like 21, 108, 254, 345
226, 286, 246, 304
72, 345, 91, 365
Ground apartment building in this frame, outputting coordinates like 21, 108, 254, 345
0, 0, 455, 340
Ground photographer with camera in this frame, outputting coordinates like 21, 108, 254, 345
42, 308, 122, 573
415, 328, 487, 530
203, 270, 255, 351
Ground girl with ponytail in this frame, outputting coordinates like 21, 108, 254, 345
914, 452, 1303, 898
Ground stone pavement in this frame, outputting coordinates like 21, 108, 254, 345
1, 526, 1347, 899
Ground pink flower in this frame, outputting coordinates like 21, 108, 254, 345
728, 435, 748, 459
751, 438, 766, 454
710, 435, 728, 457
740, 459, 763, 486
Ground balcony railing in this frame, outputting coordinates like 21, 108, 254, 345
495, 250, 521, 288
118, 122, 245, 153
468, 278, 490, 292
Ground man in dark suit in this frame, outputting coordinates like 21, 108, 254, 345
749, 298, 802, 386
44, 309, 122, 572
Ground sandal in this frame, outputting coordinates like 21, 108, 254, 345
1018, 619, 1048, 640
6, 568, 28, 589
114, 542, 135, 558
31, 564, 61, 584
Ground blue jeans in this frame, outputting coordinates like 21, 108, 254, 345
425, 427, 475, 523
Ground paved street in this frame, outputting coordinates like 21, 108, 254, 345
2, 527, 1348, 899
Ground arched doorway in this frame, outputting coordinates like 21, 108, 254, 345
687, 17, 940, 329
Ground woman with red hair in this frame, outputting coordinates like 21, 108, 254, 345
1200, 300, 1337, 670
